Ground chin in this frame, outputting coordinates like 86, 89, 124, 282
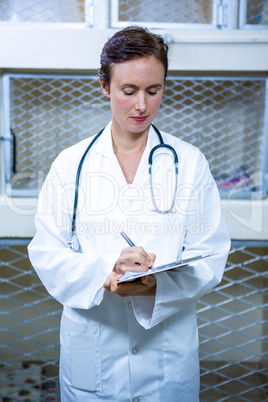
129, 121, 152, 133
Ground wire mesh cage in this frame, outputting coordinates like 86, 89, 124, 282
3, 74, 112, 196
0, 0, 86, 23
110, 0, 223, 29
0, 240, 267, 401
111, 0, 214, 25
198, 243, 268, 400
3, 73, 268, 199
156, 77, 268, 199
0, 240, 61, 401
1, 0, 268, 28
239, 0, 268, 28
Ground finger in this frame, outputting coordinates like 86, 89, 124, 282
148, 253, 156, 267
116, 281, 145, 296
103, 275, 112, 291
116, 277, 156, 297
123, 246, 151, 267
104, 272, 122, 292
116, 247, 152, 273
141, 274, 156, 287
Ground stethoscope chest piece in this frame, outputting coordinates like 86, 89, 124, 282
68, 233, 81, 252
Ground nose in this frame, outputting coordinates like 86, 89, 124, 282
135, 92, 147, 113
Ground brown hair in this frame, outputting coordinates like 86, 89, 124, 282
99, 26, 168, 88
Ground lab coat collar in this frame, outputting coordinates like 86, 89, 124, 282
93, 122, 114, 159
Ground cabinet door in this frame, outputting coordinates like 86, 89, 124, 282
154, 77, 268, 199
239, 0, 268, 29
0, 0, 87, 23
111, 0, 232, 30
2, 74, 111, 196
2, 74, 268, 199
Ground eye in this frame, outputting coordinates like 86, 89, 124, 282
124, 91, 134, 96
148, 91, 158, 96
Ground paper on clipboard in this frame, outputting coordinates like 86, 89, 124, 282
118, 254, 212, 283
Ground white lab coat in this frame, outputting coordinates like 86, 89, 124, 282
28, 123, 230, 401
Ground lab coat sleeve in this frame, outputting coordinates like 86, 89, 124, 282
28, 155, 118, 309
131, 154, 230, 329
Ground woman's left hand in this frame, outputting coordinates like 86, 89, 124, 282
103, 271, 156, 297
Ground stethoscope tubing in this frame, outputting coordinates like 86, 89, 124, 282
71, 128, 105, 234
68, 124, 179, 251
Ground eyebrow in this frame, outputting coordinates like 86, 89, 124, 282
121, 84, 163, 90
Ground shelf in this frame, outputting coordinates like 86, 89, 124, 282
0, 27, 268, 71
0, 196, 267, 240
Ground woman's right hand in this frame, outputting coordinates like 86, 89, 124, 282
113, 246, 156, 275
103, 246, 156, 297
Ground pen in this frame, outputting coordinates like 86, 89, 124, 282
120, 231, 152, 269
120, 231, 136, 247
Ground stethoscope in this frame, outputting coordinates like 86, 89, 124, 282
68, 124, 179, 251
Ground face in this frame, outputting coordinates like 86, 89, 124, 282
101, 56, 165, 138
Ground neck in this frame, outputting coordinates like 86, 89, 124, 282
111, 124, 150, 155
112, 135, 147, 155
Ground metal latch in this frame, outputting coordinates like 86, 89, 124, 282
217, 0, 228, 29
0, 128, 17, 174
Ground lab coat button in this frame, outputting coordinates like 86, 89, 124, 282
132, 398, 141, 402
128, 301, 132, 308
131, 347, 139, 355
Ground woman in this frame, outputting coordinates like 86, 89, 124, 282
28, 26, 230, 401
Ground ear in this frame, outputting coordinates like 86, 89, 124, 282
100, 78, 110, 98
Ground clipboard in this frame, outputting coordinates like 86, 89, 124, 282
117, 254, 208, 283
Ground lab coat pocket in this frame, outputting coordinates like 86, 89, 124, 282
162, 308, 199, 382
70, 332, 101, 392
61, 315, 102, 393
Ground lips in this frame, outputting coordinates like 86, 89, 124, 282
131, 116, 147, 122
